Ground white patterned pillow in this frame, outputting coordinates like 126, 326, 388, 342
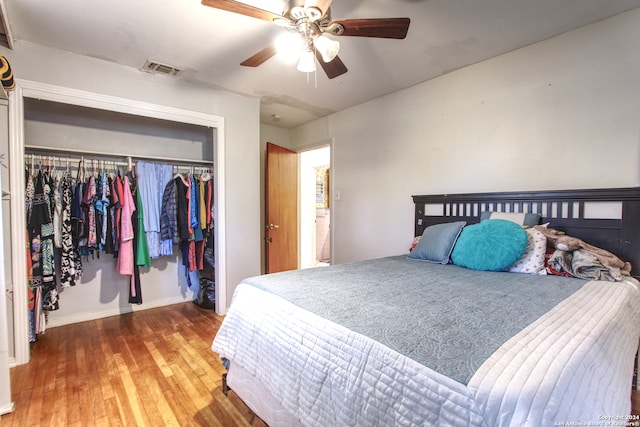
508, 227, 547, 275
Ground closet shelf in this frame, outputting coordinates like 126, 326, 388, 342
24, 144, 214, 166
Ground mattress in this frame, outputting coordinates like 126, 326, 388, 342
212, 258, 640, 426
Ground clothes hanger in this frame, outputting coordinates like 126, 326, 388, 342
173, 165, 183, 181
201, 169, 213, 181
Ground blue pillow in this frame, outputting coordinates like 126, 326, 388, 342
408, 221, 466, 264
451, 219, 528, 271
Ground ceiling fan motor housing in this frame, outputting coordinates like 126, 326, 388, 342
285, 0, 330, 23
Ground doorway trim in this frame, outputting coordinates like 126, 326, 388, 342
8, 79, 227, 365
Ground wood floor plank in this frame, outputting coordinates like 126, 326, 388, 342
144, 340, 174, 379
114, 351, 152, 425
3, 302, 269, 426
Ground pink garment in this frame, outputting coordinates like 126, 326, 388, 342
116, 176, 136, 276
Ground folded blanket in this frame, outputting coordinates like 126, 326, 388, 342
548, 249, 628, 282
534, 225, 632, 281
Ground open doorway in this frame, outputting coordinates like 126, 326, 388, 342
300, 146, 331, 269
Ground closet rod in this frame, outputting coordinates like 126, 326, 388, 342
24, 144, 214, 166
25, 154, 130, 168
25, 153, 211, 176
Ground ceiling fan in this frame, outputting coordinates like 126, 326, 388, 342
201, 0, 410, 79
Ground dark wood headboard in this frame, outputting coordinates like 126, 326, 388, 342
412, 187, 640, 278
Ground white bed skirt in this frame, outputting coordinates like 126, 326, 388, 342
227, 362, 303, 427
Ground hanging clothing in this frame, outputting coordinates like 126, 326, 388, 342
191, 176, 203, 243
128, 173, 143, 304
83, 175, 97, 250
175, 176, 190, 241
111, 175, 124, 256
137, 161, 173, 258
135, 181, 151, 268
59, 170, 82, 288
94, 171, 110, 252
103, 176, 115, 255
188, 175, 199, 237
116, 175, 136, 276
53, 175, 63, 249
199, 176, 207, 231
28, 170, 58, 310
200, 173, 214, 235
24, 154, 214, 324
160, 179, 179, 247
25, 168, 35, 223
71, 178, 85, 242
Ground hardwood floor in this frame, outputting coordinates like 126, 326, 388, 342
3, 302, 267, 426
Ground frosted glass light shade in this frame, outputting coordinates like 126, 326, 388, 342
314, 35, 340, 63
297, 49, 316, 72
276, 33, 302, 63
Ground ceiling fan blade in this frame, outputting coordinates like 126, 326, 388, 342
331, 18, 410, 39
240, 44, 278, 67
315, 51, 348, 79
201, 0, 283, 22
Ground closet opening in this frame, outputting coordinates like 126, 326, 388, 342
7, 80, 226, 366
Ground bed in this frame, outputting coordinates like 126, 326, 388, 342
212, 187, 640, 426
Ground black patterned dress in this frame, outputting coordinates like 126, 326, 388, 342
59, 171, 82, 287
29, 170, 58, 311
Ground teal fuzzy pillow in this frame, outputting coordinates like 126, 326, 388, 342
451, 219, 528, 271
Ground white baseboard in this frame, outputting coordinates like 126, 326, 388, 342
46, 295, 193, 328
0, 401, 14, 416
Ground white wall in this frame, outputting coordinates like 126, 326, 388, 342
261, 124, 293, 150
1, 40, 262, 313
291, 9, 640, 265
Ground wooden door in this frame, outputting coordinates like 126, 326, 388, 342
266, 143, 298, 273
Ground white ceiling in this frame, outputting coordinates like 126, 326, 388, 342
3, 0, 640, 128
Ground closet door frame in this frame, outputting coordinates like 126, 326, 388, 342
8, 79, 227, 366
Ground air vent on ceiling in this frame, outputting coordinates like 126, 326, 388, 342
141, 60, 181, 76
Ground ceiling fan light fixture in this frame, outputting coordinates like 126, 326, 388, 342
276, 32, 302, 63
314, 34, 339, 63
297, 48, 316, 73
